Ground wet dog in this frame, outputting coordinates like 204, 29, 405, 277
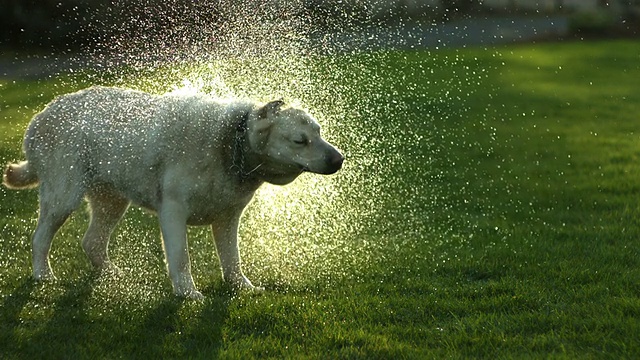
3, 86, 343, 299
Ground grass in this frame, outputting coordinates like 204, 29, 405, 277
1, 39, 640, 358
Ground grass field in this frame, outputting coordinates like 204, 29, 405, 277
1, 39, 639, 358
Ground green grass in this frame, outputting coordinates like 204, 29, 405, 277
1, 39, 640, 358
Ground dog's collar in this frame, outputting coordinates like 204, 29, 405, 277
231, 111, 259, 182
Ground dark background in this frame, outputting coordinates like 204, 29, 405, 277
1, 0, 639, 53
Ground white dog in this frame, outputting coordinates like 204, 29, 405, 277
3, 86, 343, 299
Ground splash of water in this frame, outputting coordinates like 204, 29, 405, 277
8, 1, 492, 288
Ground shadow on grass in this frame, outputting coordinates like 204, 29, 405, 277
0, 273, 234, 358
117, 288, 234, 358
0, 275, 94, 358
0, 277, 37, 328
127, 285, 234, 358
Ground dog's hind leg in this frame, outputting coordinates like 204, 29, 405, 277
82, 186, 129, 274
31, 181, 84, 281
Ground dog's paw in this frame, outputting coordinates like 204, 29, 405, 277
96, 262, 122, 278
174, 287, 204, 300
226, 275, 264, 293
184, 290, 205, 301
33, 268, 56, 282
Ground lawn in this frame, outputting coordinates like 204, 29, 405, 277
1, 39, 639, 358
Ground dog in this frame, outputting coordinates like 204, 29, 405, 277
3, 86, 343, 299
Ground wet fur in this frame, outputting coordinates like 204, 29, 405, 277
3, 86, 343, 299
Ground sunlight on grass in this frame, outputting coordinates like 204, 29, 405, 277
1, 40, 640, 358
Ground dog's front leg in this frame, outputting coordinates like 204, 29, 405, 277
211, 212, 261, 291
159, 198, 202, 300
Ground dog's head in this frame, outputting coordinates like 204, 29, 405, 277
246, 100, 344, 185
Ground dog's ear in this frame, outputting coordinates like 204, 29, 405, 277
251, 101, 283, 150
258, 100, 285, 119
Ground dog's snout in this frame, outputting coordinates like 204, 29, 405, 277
325, 148, 344, 173
330, 150, 344, 168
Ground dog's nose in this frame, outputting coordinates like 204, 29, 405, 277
328, 150, 344, 170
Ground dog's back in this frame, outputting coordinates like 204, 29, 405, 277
14, 86, 250, 209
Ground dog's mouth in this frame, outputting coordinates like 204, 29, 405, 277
298, 163, 342, 175
297, 152, 344, 175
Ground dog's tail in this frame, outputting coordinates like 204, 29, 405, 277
3, 161, 39, 189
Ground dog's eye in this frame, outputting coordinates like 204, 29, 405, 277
293, 137, 308, 145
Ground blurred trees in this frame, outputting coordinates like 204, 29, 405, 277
0, 0, 90, 49
0, 0, 226, 52
1, 0, 637, 52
